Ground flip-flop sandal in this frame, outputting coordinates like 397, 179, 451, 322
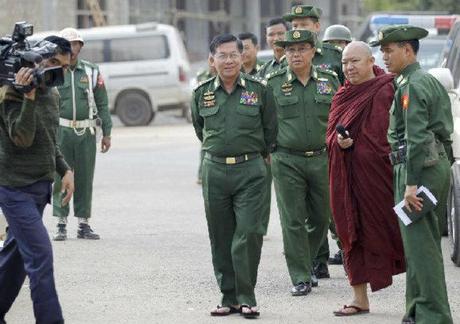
240, 305, 260, 319
210, 305, 241, 316
333, 305, 370, 317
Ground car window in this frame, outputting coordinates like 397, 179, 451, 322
81, 35, 170, 63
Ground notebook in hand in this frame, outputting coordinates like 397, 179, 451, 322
393, 186, 438, 226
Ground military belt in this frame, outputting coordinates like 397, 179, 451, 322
59, 118, 98, 129
276, 146, 326, 157
204, 152, 260, 165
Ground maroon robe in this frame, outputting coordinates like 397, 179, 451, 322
327, 66, 405, 291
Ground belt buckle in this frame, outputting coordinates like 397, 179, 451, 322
226, 157, 236, 164
304, 151, 314, 157
71, 120, 77, 128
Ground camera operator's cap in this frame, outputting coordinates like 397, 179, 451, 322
283, 5, 323, 22
369, 24, 428, 47
274, 30, 317, 48
60, 27, 84, 45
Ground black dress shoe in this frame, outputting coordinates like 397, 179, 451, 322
402, 316, 416, 324
328, 250, 343, 265
313, 262, 330, 279
290, 282, 312, 296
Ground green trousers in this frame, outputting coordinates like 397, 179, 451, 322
272, 152, 330, 285
394, 157, 453, 324
260, 162, 272, 235
53, 127, 96, 219
202, 155, 266, 307
314, 218, 342, 265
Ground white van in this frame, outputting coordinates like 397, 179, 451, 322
32, 22, 191, 126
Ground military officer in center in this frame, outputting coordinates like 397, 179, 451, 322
267, 29, 339, 296
191, 34, 277, 318
283, 5, 345, 278
371, 25, 453, 324
52, 28, 113, 241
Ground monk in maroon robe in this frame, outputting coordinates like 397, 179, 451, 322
327, 41, 405, 316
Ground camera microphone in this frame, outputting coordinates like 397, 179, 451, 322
336, 124, 349, 139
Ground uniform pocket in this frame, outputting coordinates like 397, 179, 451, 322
199, 105, 220, 129
236, 104, 260, 129
276, 96, 300, 119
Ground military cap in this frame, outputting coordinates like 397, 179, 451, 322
323, 24, 352, 43
283, 5, 323, 22
369, 24, 428, 47
274, 30, 317, 48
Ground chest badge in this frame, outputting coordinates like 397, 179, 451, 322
281, 82, 293, 96
318, 63, 331, 70
80, 75, 89, 83
317, 80, 332, 95
240, 91, 258, 105
202, 90, 216, 108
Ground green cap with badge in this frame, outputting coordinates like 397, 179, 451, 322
274, 30, 317, 48
283, 5, 323, 22
369, 24, 428, 47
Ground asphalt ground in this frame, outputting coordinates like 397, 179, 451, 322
4, 111, 460, 323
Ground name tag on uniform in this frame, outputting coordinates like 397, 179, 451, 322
317, 80, 332, 95
240, 91, 258, 105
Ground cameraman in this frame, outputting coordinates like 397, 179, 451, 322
0, 36, 74, 324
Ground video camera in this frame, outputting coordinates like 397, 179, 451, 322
0, 22, 65, 93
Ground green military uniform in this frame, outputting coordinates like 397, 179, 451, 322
191, 73, 277, 307
53, 59, 112, 220
268, 30, 339, 286
196, 68, 216, 183
242, 59, 265, 76
372, 25, 453, 324
257, 56, 288, 80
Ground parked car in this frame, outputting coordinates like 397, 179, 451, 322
429, 21, 460, 265
31, 22, 191, 126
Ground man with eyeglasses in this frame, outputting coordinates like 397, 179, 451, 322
267, 29, 339, 296
191, 33, 277, 318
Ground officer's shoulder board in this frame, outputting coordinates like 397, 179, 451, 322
80, 59, 99, 70
193, 76, 215, 92
316, 67, 338, 80
244, 73, 267, 86
266, 67, 287, 81
322, 42, 343, 54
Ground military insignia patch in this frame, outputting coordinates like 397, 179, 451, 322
317, 80, 332, 95
203, 90, 216, 107
293, 31, 301, 39
295, 6, 303, 14
240, 91, 258, 105
80, 75, 89, 83
281, 82, 293, 96
402, 93, 409, 110
318, 63, 331, 70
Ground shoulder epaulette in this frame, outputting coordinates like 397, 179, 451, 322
317, 67, 338, 78
80, 59, 98, 69
322, 43, 343, 54
193, 76, 215, 91
266, 67, 287, 80
244, 73, 267, 86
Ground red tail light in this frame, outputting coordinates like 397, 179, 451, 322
179, 66, 187, 83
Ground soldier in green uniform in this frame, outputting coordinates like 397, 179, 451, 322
238, 32, 264, 75
191, 34, 276, 318
371, 25, 453, 324
257, 18, 289, 79
52, 28, 113, 241
283, 4, 344, 277
267, 29, 339, 295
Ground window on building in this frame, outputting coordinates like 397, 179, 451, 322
77, 0, 108, 28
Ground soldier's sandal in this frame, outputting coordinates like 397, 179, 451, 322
333, 305, 370, 316
240, 305, 260, 319
210, 305, 241, 316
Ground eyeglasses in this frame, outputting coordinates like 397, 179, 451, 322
285, 47, 313, 55
214, 53, 241, 61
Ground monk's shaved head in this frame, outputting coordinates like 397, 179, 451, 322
343, 41, 372, 58
341, 41, 375, 85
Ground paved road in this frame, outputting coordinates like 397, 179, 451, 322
5, 111, 460, 323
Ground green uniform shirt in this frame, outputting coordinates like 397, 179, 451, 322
191, 73, 277, 157
242, 59, 265, 76
388, 62, 453, 185
0, 86, 70, 187
257, 56, 288, 79
267, 66, 339, 151
57, 59, 112, 136
196, 69, 215, 83
313, 42, 344, 84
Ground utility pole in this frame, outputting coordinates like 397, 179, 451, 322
329, 0, 339, 25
